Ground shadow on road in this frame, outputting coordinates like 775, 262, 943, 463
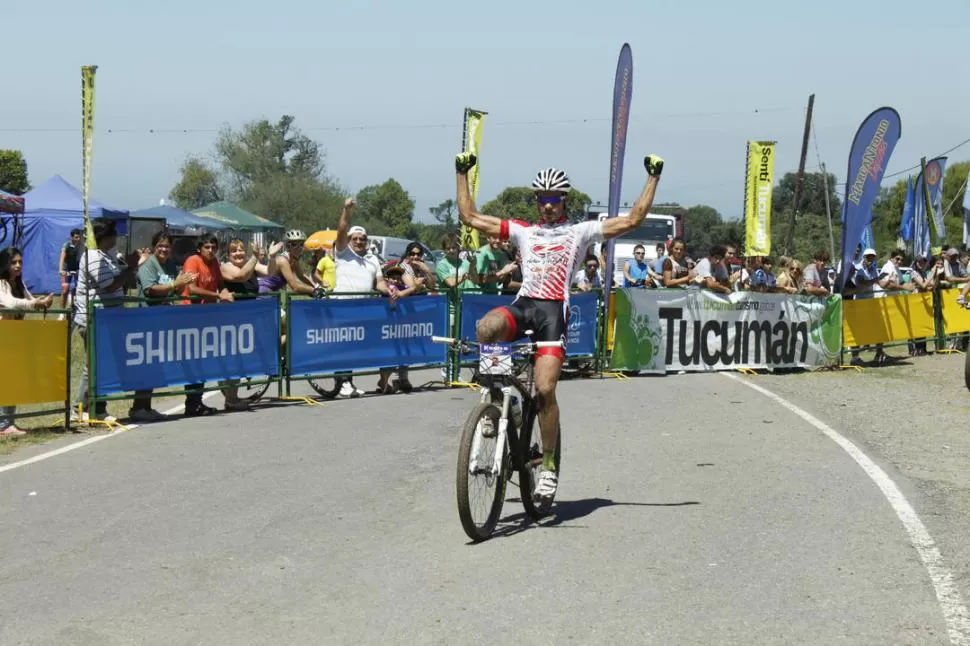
482, 497, 700, 541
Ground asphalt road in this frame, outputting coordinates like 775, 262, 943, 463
0, 370, 957, 645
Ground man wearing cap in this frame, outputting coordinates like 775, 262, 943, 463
846, 248, 890, 365
332, 198, 395, 398
944, 248, 970, 307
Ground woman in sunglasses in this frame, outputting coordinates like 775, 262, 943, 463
400, 241, 437, 294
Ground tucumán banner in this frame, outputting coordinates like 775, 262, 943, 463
609, 288, 842, 373
743, 141, 775, 256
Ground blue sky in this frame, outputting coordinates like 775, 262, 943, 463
5, 0, 969, 225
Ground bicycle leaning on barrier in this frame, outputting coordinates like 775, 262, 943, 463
433, 332, 563, 541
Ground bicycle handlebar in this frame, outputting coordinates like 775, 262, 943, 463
431, 336, 563, 349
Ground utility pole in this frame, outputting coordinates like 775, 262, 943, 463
820, 162, 835, 265
784, 93, 815, 256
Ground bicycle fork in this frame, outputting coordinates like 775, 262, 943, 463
468, 385, 512, 477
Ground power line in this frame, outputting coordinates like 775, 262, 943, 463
883, 136, 970, 180
0, 106, 798, 135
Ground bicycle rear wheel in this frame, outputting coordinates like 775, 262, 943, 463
456, 402, 507, 542
239, 379, 272, 404
308, 377, 340, 398
518, 403, 561, 520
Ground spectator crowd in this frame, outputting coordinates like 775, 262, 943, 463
4, 204, 970, 434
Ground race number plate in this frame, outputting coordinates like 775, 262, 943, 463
479, 342, 514, 376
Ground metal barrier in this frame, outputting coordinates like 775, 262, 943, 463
0, 307, 72, 429
86, 293, 284, 417
283, 291, 452, 393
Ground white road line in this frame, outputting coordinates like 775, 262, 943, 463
0, 391, 219, 475
723, 373, 970, 646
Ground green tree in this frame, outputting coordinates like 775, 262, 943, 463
480, 186, 593, 223
682, 205, 721, 256
869, 160, 970, 255
940, 161, 970, 248
354, 178, 415, 237
682, 205, 744, 257
0, 150, 30, 194
429, 199, 456, 227
169, 156, 222, 209
188, 114, 347, 232
771, 170, 841, 256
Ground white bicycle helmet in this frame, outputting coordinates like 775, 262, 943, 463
531, 167, 571, 193
284, 229, 306, 242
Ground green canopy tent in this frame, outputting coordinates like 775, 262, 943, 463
191, 201, 285, 233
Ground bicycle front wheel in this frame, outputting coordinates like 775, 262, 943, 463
456, 402, 507, 542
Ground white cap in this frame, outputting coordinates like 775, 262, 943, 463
348, 225, 367, 237
863, 248, 877, 257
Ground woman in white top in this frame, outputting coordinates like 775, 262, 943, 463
661, 238, 694, 288
72, 219, 141, 422
0, 247, 54, 436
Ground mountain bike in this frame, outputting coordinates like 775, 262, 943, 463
432, 333, 562, 542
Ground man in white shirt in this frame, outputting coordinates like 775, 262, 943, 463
876, 248, 913, 298
573, 254, 602, 292
691, 244, 731, 293
332, 198, 394, 398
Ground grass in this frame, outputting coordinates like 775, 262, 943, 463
0, 428, 76, 456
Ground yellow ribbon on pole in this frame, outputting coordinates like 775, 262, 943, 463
81, 65, 98, 249
460, 107, 487, 251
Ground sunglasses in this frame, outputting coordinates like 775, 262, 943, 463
408, 251, 423, 257
537, 195, 564, 206
586, 264, 599, 270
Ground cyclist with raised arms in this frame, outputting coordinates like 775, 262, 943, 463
455, 151, 665, 501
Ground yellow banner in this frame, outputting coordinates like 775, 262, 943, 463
461, 108, 486, 250
842, 291, 935, 347
940, 287, 970, 335
81, 65, 98, 249
743, 141, 775, 256
0, 320, 68, 405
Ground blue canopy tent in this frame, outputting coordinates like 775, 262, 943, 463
19, 175, 129, 294
130, 204, 230, 231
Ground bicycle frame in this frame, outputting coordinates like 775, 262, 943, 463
432, 335, 557, 478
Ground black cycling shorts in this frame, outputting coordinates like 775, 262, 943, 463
495, 297, 567, 360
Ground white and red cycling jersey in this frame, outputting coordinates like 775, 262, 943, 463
500, 218, 605, 303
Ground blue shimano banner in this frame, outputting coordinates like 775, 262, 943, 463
94, 298, 281, 395
288, 295, 448, 375
458, 292, 599, 357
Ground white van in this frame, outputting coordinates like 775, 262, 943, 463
367, 236, 437, 272
590, 212, 675, 286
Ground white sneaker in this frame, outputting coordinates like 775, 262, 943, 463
534, 469, 558, 500
338, 382, 363, 399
